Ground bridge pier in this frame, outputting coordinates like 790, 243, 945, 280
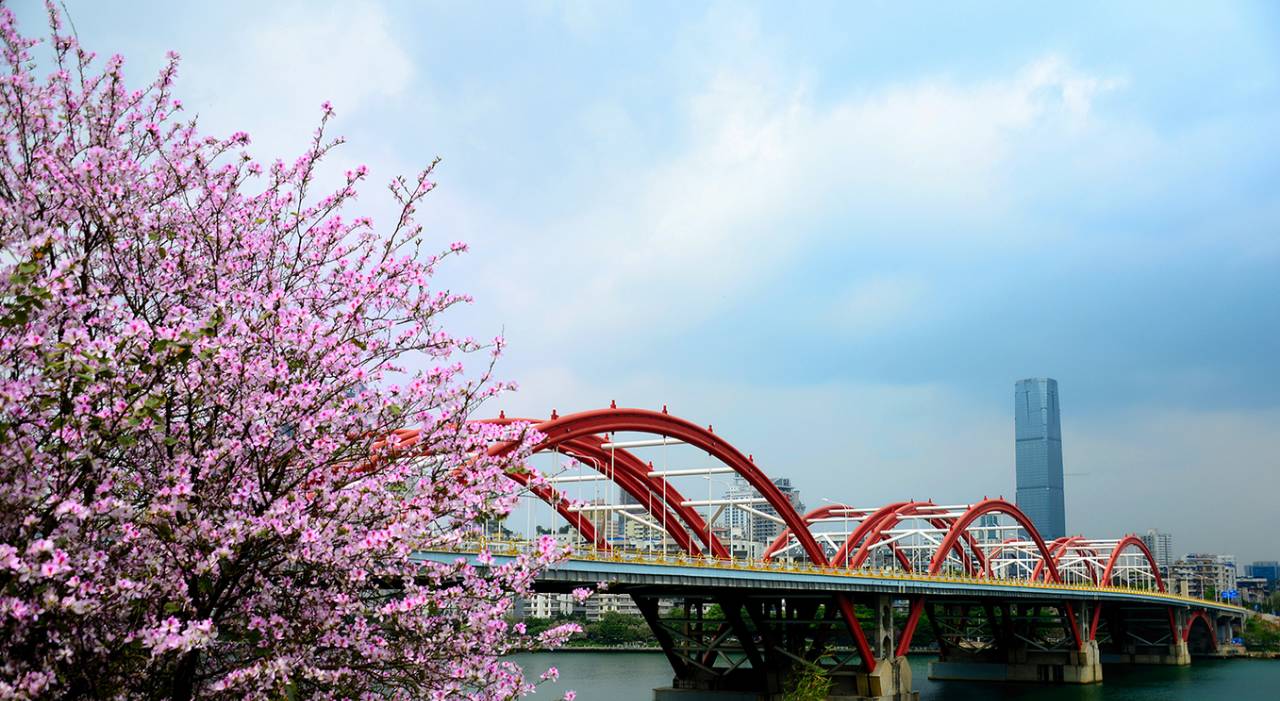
929, 639, 1102, 684
650, 593, 917, 701
653, 655, 916, 701
926, 601, 1102, 684
830, 655, 917, 700
1102, 640, 1191, 666
824, 596, 917, 700
1095, 605, 1191, 666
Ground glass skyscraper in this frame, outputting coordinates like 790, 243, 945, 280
1015, 378, 1066, 540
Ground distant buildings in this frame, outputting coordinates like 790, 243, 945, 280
722, 476, 756, 546
515, 592, 643, 620
719, 475, 805, 556
1246, 561, 1279, 587
1014, 378, 1066, 540
1141, 529, 1174, 576
1238, 577, 1271, 605
750, 477, 805, 546
617, 491, 649, 543
1170, 553, 1237, 600
582, 497, 621, 543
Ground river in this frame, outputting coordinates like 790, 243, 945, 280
510, 651, 1280, 700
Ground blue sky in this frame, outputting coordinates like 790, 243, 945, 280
24, 1, 1280, 561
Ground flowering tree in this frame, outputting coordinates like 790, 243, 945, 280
0, 4, 574, 699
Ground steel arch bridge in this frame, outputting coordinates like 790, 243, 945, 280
415, 405, 1244, 700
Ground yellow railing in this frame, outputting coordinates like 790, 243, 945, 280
446, 539, 1247, 613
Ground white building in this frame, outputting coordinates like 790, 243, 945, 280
517, 592, 643, 621
722, 475, 805, 552
520, 592, 582, 619
1170, 553, 1237, 600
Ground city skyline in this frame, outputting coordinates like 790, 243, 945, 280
29, 1, 1280, 563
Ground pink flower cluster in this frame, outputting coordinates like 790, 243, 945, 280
0, 5, 566, 699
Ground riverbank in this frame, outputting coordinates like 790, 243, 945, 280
512, 651, 1280, 700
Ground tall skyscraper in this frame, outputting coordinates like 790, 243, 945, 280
1014, 378, 1066, 540
727, 476, 805, 546
1142, 529, 1174, 576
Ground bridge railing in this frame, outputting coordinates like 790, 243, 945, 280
441, 538, 1246, 613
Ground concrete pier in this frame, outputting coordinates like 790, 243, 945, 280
653, 656, 917, 701
1102, 640, 1191, 666
828, 656, 918, 701
929, 640, 1102, 684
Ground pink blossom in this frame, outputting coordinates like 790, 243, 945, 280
0, 6, 560, 699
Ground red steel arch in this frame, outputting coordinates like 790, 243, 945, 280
1033, 536, 1101, 583
839, 502, 986, 575
983, 536, 1050, 579
530, 430, 729, 558
927, 499, 1061, 580
830, 501, 916, 569
488, 408, 828, 564
1087, 536, 1167, 640
505, 467, 606, 549
895, 499, 1079, 656
390, 406, 1215, 669
484, 407, 881, 671
763, 503, 867, 562
553, 437, 712, 557
418, 414, 730, 558
1183, 610, 1219, 650
1100, 535, 1166, 591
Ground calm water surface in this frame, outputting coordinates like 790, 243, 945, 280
511, 651, 1280, 701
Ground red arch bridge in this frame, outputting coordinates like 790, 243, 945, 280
411, 406, 1246, 701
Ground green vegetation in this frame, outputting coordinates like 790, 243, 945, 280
522, 613, 656, 648
782, 662, 833, 701
1243, 616, 1280, 652
587, 612, 654, 646
1258, 592, 1280, 614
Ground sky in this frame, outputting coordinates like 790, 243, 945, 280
17, 1, 1280, 562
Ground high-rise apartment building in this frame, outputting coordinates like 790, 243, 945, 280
1141, 529, 1174, 576
1014, 378, 1066, 540
617, 491, 646, 543
1171, 553, 1237, 600
723, 476, 805, 548
583, 498, 620, 543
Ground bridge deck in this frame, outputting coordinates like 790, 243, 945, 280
417, 549, 1246, 615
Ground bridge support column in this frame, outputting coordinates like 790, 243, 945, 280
827, 656, 917, 701
1104, 640, 1191, 666
929, 639, 1102, 684
825, 597, 917, 700
1097, 605, 1191, 666
928, 602, 1101, 685
653, 656, 916, 701
649, 594, 917, 701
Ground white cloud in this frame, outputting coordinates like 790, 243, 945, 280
829, 275, 929, 337
182, 1, 412, 154
481, 52, 1123, 343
